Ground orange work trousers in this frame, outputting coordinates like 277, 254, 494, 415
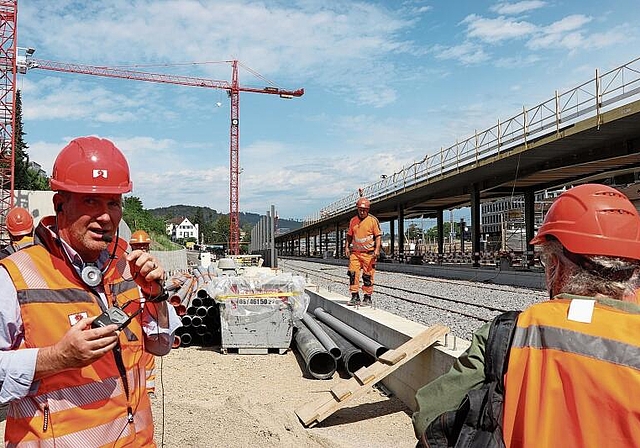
348, 251, 376, 295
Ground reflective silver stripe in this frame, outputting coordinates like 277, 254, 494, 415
7, 407, 152, 448
17, 288, 95, 305
111, 278, 138, 296
512, 325, 640, 370
7, 251, 93, 304
10, 376, 124, 419
6, 251, 50, 289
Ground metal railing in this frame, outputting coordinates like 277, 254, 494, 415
304, 56, 640, 225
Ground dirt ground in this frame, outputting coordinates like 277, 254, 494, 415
0, 347, 418, 447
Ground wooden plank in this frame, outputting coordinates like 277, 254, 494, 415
378, 348, 406, 365
295, 324, 449, 427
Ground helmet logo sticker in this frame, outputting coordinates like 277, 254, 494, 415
92, 169, 108, 179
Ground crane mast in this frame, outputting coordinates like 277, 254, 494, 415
0, 1, 18, 243
17, 55, 303, 254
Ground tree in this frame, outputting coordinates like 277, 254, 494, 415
122, 196, 165, 235
213, 215, 230, 246
406, 223, 423, 242
426, 222, 460, 240
191, 207, 205, 241
14, 91, 48, 190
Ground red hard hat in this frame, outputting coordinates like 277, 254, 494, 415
6, 207, 33, 237
50, 136, 133, 194
356, 197, 370, 209
530, 184, 640, 260
130, 230, 151, 246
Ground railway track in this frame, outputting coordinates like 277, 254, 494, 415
279, 258, 547, 339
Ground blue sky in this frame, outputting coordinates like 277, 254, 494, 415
16, 0, 640, 222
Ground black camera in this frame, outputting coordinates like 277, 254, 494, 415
91, 306, 135, 331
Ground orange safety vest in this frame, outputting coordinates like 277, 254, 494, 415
347, 214, 381, 253
0, 220, 155, 448
503, 298, 640, 448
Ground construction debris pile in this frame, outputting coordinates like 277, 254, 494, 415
165, 259, 309, 351
165, 257, 388, 383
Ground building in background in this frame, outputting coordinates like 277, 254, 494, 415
166, 216, 199, 242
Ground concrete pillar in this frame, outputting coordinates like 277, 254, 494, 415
437, 209, 444, 264
471, 185, 481, 267
524, 189, 535, 267
335, 222, 341, 258
390, 218, 395, 258
398, 207, 405, 261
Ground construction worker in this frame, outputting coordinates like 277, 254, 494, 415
345, 196, 381, 306
0, 136, 181, 447
413, 184, 640, 447
130, 229, 158, 398
0, 206, 35, 259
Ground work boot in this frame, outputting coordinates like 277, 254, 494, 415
347, 292, 361, 306
362, 294, 372, 306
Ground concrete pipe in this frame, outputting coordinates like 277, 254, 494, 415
313, 307, 388, 359
294, 320, 337, 380
302, 313, 342, 359
317, 320, 375, 377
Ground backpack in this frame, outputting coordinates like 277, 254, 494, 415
420, 310, 521, 448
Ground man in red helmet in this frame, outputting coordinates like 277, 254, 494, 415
0, 137, 180, 447
0, 206, 35, 259
412, 184, 640, 447
345, 196, 382, 306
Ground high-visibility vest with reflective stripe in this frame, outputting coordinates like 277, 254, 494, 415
347, 214, 381, 253
0, 224, 155, 447
503, 298, 640, 447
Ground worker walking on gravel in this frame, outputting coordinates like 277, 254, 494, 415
413, 184, 640, 447
345, 195, 381, 306
130, 229, 158, 398
0, 206, 34, 259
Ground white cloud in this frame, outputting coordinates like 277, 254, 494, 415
490, 1, 546, 16
433, 42, 490, 65
21, 0, 417, 108
462, 14, 537, 43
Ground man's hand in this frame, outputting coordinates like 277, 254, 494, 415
35, 316, 119, 379
127, 249, 165, 297
345, 247, 351, 257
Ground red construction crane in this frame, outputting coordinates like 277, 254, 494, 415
14, 51, 303, 254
